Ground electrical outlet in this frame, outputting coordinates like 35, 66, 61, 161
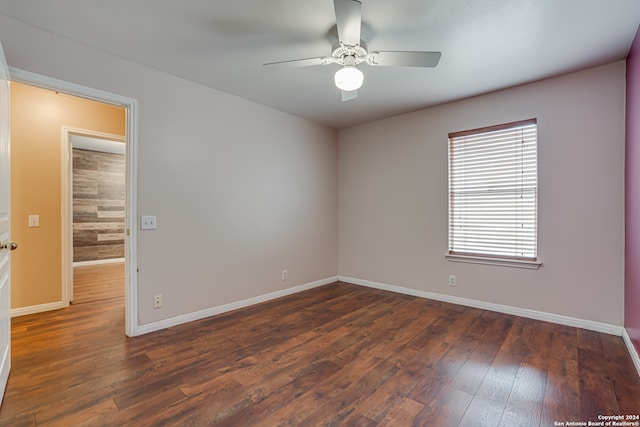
448, 275, 457, 287
282, 270, 288, 281
141, 215, 157, 230
153, 295, 163, 309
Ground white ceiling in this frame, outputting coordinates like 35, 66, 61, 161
1, 0, 639, 128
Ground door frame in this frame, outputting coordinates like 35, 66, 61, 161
10, 67, 140, 337
62, 128, 126, 305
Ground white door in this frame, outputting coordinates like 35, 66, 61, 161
0, 40, 13, 403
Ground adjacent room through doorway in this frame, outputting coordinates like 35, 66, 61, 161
9, 81, 127, 314
70, 134, 126, 304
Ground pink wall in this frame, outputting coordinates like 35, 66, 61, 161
625, 25, 640, 356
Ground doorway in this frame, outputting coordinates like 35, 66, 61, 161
66, 131, 126, 304
10, 68, 139, 336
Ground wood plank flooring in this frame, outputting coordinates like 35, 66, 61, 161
2, 282, 639, 426
72, 262, 124, 304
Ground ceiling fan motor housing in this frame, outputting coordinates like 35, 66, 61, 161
332, 42, 368, 65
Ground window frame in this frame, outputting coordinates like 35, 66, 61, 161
446, 118, 541, 269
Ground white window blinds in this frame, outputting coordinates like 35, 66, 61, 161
448, 119, 538, 261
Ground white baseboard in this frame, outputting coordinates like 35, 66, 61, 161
338, 276, 623, 336
11, 301, 66, 317
137, 276, 339, 335
73, 258, 125, 267
623, 328, 640, 377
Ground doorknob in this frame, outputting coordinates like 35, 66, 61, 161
0, 241, 17, 251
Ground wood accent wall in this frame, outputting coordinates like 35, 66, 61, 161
73, 148, 125, 262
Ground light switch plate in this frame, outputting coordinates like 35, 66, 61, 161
140, 215, 157, 230
28, 215, 40, 227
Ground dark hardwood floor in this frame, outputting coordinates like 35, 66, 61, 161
2, 282, 639, 426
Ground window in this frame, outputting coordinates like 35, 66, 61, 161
447, 119, 538, 266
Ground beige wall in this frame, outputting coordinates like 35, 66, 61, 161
339, 61, 626, 326
10, 82, 125, 308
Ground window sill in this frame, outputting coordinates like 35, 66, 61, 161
445, 254, 542, 270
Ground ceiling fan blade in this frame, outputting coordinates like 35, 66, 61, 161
263, 57, 327, 69
369, 51, 441, 68
341, 90, 358, 102
334, 0, 362, 46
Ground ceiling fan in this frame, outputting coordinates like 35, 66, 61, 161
263, 0, 442, 102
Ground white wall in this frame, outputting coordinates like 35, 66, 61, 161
339, 61, 626, 326
0, 15, 338, 325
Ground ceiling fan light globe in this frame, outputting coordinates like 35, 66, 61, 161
334, 66, 363, 91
